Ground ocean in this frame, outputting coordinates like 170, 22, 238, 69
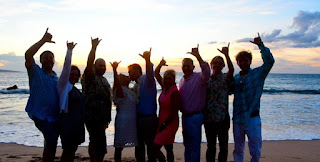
0, 71, 320, 147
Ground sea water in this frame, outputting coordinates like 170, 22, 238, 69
0, 72, 319, 147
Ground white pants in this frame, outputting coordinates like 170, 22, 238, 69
233, 116, 262, 162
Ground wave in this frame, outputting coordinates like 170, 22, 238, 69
263, 89, 320, 94
0, 89, 30, 94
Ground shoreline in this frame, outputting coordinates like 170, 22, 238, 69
1, 140, 319, 161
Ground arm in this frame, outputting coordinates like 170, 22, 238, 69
84, 37, 101, 78
58, 41, 77, 92
110, 61, 124, 98
139, 48, 154, 80
187, 44, 210, 82
218, 42, 234, 78
159, 91, 181, 132
155, 57, 167, 88
25, 28, 55, 68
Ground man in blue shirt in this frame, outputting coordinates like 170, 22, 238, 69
128, 48, 157, 162
25, 28, 60, 162
233, 33, 275, 162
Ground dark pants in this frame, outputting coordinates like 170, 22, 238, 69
204, 115, 230, 162
85, 122, 107, 162
135, 114, 158, 162
114, 147, 123, 162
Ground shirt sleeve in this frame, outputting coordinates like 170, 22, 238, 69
258, 44, 275, 79
200, 62, 211, 84
145, 63, 156, 86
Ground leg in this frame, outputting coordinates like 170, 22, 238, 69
233, 122, 245, 162
164, 144, 174, 162
61, 146, 78, 162
247, 117, 262, 162
85, 122, 107, 162
145, 115, 158, 162
204, 122, 217, 162
114, 147, 123, 162
135, 117, 146, 162
217, 117, 230, 162
153, 144, 165, 162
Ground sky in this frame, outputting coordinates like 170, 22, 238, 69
0, 0, 319, 73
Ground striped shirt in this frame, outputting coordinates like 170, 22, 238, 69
233, 44, 275, 124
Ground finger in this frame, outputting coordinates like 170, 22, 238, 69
139, 54, 144, 58
149, 47, 152, 53
109, 62, 112, 66
197, 44, 199, 49
249, 40, 254, 44
91, 37, 93, 41
66, 41, 68, 45
228, 42, 230, 48
99, 39, 102, 43
217, 48, 222, 53
118, 61, 121, 64
74, 43, 77, 47
258, 32, 260, 37
186, 52, 192, 54
49, 41, 55, 44
46, 27, 49, 33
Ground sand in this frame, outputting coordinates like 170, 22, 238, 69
0, 140, 319, 162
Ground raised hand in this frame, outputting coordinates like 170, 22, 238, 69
91, 37, 102, 48
110, 61, 121, 70
217, 42, 230, 56
67, 41, 77, 50
139, 47, 152, 61
41, 28, 55, 43
250, 33, 263, 46
187, 44, 200, 57
160, 57, 168, 66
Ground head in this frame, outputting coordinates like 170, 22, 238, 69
40, 51, 55, 71
128, 64, 142, 81
94, 58, 106, 76
163, 69, 176, 89
69, 65, 81, 85
182, 58, 195, 76
235, 50, 252, 71
210, 56, 225, 73
118, 74, 131, 87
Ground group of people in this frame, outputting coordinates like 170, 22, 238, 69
25, 28, 274, 162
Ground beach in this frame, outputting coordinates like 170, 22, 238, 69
1, 140, 319, 162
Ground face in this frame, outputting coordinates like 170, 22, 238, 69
182, 60, 195, 76
237, 57, 251, 71
94, 59, 106, 76
163, 74, 175, 88
211, 57, 224, 73
69, 69, 80, 85
128, 68, 141, 81
40, 52, 55, 71
120, 75, 131, 87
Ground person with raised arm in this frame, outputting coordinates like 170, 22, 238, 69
81, 38, 112, 162
25, 28, 59, 162
57, 41, 86, 162
204, 43, 234, 162
110, 61, 138, 162
179, 44, 210, 162
128, 48, 157, 162
233, 33, 275, 162
153, 57, 181, 162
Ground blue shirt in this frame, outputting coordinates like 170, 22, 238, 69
136, 65, 157, 115
25, 61, 60, 122
233, 44, 275, 124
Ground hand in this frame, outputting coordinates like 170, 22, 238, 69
91, 37, 102, 48
159, 122, 166, 132
41, 28, 55, 43
139, 47, 152, 61
110, 61, 121, 70
187, 44, 200, 57
250, 33, 263, 46
66, 41, 77, 50
160, 57, 168, 66
217, 42, 230, 56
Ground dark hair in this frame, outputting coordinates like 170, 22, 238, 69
235, 50, 252, 62
71, 65, 81, 77
128, 63, 142, 74
210, 56, 225, 67
40, 50, 54, 60
182, 58, 194, 65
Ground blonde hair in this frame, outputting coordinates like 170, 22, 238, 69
164, 69, 176, 80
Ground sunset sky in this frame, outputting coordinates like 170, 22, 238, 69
0, 0, 319, 73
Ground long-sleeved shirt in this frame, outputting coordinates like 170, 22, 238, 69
58, 49, 73, 113
179, 62, 210, 114
233, 44, 275, 124
135, 64, 157, 115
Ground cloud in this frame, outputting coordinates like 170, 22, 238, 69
236, 11, 320, 48
208, 41, 217, 44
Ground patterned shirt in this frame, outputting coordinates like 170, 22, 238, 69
82, 69, 112, 124
25, 61, 60, 122
205, 73, 233, 123
233, 44, 275, 124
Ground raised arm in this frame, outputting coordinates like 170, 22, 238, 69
155, 57, 168, 88
187, 44, 210, 82
25, 28, 55, 68
85, 37, 101, 77
218, 42, 234, 78
110, 61, 124, 98
58, 41, 77, 92
139, 48, 154, 80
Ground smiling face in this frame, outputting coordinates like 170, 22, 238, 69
128, 64, 142, 81
237, 56, 251, 72
40, 51, 55, 71
163, 70, 176, 89
69, 66, 81, 85
182, 58, 195, 77
211, 56, 225, 74
94, 58, 106, 76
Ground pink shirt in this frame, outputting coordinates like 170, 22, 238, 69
179, 62, 210, 114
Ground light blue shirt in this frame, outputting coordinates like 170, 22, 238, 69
26, 61, 60, 122
136, 65, 157, 115
233, 44, 275, 124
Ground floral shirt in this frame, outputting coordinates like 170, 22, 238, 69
205, 73, 233, 123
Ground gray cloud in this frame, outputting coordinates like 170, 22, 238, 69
236, 11, 320, 48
